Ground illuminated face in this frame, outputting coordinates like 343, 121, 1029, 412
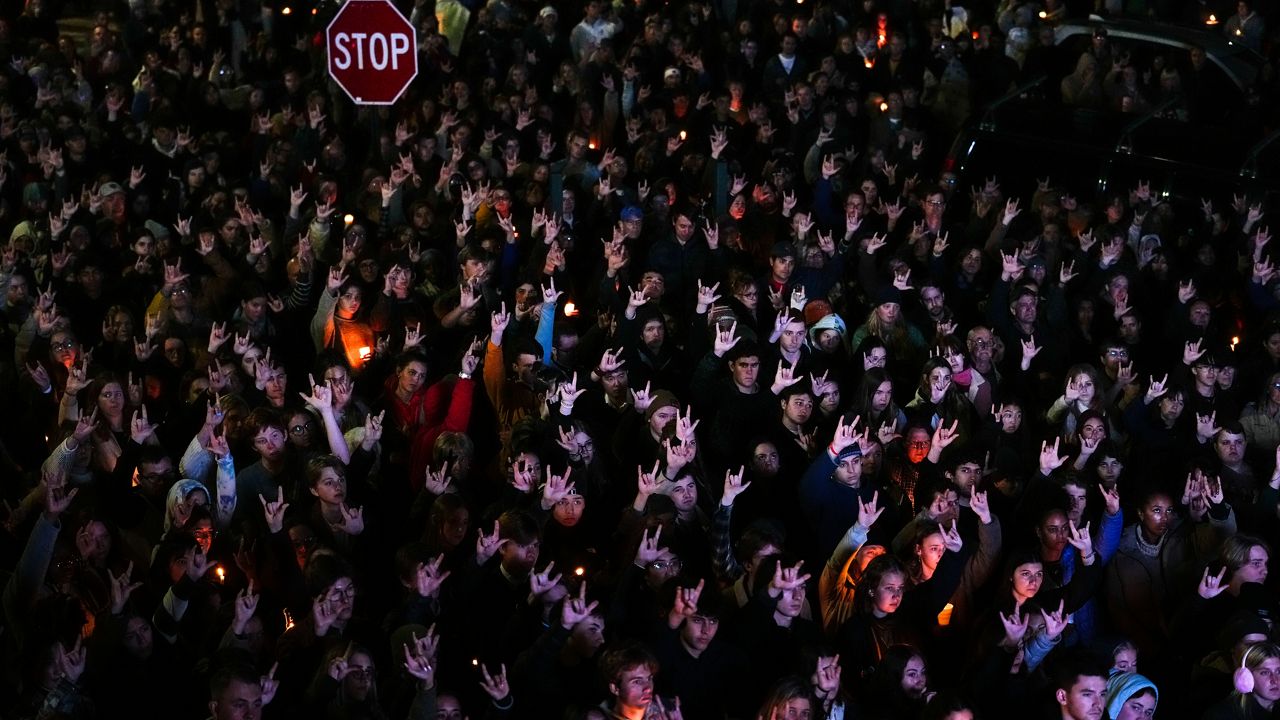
951, 463, 981, 498
98, 382, 125, 417
1073, 373, 1096, 406
612, 665, 655, 711
864, 347, 887, 369
76, 520, 111, 564
1115, 691, 1156, 720
834, 451, 862, 485
872, 381, 893, 412
311, 467, 346, 506
241, 296, 266, 323
642, 319, 665, 350
770, 255, 795, 282
779, 319, 805, 353
1253, 658, 1280, 706
1112, 648, 1137, 674
1216, 431, 1246, 465
499, 538, 540, 575
1064, 484, 1088, 524
397, 361, 428, 397
192, 519, 215, 554
732, 353, 757, 386
782, 393, 814, 426
906, 429, 931, 463
915, 532, 946, 573
252, 426, 286, 461
1237, 546, 1269, 585
901, 655, 928, 699
999, 405, 1022, 433
1013, 295, 1038, 326
648, 405, 678, 436
1057, 675, 1107, 720
1012, 562, 1044, 602
776, 583, 805, 618
921, 287, 945, 317
669, 476, 698, 514
1139, 494, 1175, 540
1080, 416, 1105, 442
1096, 455, 1123, 484
872, 571, 906, 616
552, 494, 585, 526
263, 367, 288, 402
875, 302, 899, 325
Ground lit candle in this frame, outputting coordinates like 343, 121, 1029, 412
937, 602, 954, 626
679, 130, 687, 141
879, 102, 889, 112
864, 58, 875, 69
564, 301, 578, 317
1232, 336, 1240, 351
358, 346, 372, 361
588, 141, 596, 150
1206, 14, 1219, 24
574, 566, 586, 577
281, 6, 292, 14
1039, 10, 1047, 18
343, 214, 355, 227
215, 565, 226, 583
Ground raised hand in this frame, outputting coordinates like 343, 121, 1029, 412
856, 491, 884, 531
1039, 437, 1068, 475
970, 489, 993, 525
107, 561, 142, 614
671, 578, 704, 624
999, 609, 1029, 647
941, 519, 963, 552
1198, 565, 1229, 600
476, 520, 504, 564
478, 662, 511, 702
232, 580, 260, 635
1041, 599, 1069, 640
768, 560, 811, 597
1066, 521, 1094, 562
720, 466, 751, 507
540, 467, 576, 509
560, 580, 599, 630
635, 523, 663, 567
260, 486, 289, 534
415, 555, 451, 599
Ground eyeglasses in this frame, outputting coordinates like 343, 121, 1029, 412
289, 421, 315, 435
346, 665, 375, 679
1106, 349, 1129, 357
327, 584, 357, 602
908, 441, 931, 449
52, 340, 77, 351
648, 559, 683, 572
139, 470, 176, 484
193, 528, 218, 541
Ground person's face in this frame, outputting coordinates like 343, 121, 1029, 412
613, 665, 655, 711
397, 361, 428, 397
262, 367, 287, 401
1113, 648, 1138, 674
782, 393, 814, 426
1139, 494, 1175, 540
192, 519, 216, 554
961, 249, 982, 275
1012, 561, 1044, 602
1096, 455, 1123, 484
241, 296, 266, 324
137, 458, 175, 497
1216, 431, 1246, 465
999, 405, 1023, 433
50, 331, 79, 368
1038, 511, 1070, 555
861, 441, 883, 476
770, 254, 795, 282
779, 320, 805, 353
1190, 301, 1211, 328
338, 651, 375, 701
1058, 675, 1107, 720
646, 547, 682, 586
924, 193, 946, 217
752, 442, 780, 476
499, 537, 540, 575
1079, 416, 1105, 444
1114, 690, 1156, 720
871, 381, 893, 412
1217, 365, 1236, 388
876, 302, 900, 325
569, 614, 606, 657
1158, 392, 1184, 424
928, 366, 952, 395
1064, 484, 1088, 524
337, 286, 362, 317
669, 476, 698, 514
916, 532, 947, 572
211, 677, 265, 720
735, 282, 758, 309
906, 429, 931, 463
438, 508, 470, 549
641, 319, 665, 350
1073, 373, 1095, 406
1236, 546, 1269, 585
311, 467, 346, 506
901, 655, 928, 699
326, 577, 357, 621
98, 381, 125, 417
1192, 362, 1218, 387
122, 615, 153, 659
132, 235, 154, 257
873, 571, 906, 616
950, 463, 981, 498
921, 287, 945, 317
681, 612, 720, 653
252, 426, 286, 461
943, 347, 966, 374
599, 366, 629, 398
1252, 657, 1280, 706
834, 449, 863, 485
552, 494, 586, 526
776, 582, 805, 617
864, 347, 888, 370
1013, 295, 1038, 326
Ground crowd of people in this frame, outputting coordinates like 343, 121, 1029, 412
0, 0, 1279, 718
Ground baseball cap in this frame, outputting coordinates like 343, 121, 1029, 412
621, 205, 644, 222
99, 181, 125, 197
538, 5, 558, 17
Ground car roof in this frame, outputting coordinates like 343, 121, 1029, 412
1054, 17, 1262, 89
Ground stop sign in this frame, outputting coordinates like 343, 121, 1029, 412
326, 0, 418, 105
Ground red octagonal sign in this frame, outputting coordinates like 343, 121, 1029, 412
326, 0, 418, 105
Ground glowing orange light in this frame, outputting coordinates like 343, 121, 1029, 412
679, 130, 687, 141
879, 102, 889, 112
343, 214, 354, 227
215, 565, 226, 583
864, 58, 875, 69
937, 602, 954, 626
574, 566, 585, 576
564, 301, 579, 317
588, 141, 596, 150
281, 6, 292, 14
311, 7, 317, 14
283, 609, 295, 631
972, 31, 980, 40
1206, 14, 1219, 24
1038, 10, 1047, 18
358, 347, 372, 361
471, 658, 479, 667
132, 469, 139, 488
1232, 336, 1240, 350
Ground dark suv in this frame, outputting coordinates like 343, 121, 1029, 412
945, 18, 1279, 207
